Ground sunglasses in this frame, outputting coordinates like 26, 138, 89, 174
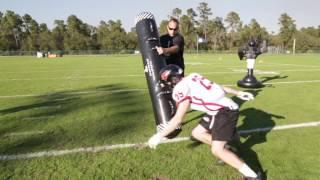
168, 27, 178, 31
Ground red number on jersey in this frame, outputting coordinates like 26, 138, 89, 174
191, 75, 213, 90
174, 92, 184, 101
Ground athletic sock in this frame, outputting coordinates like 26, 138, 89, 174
238, 163, 257, 178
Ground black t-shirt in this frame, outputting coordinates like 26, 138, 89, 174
160, 33, 185, 70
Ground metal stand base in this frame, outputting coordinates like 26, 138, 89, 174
237, 69, 262, 88
237, 75, 262, 88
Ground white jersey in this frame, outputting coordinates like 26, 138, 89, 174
172, 73, 238, 115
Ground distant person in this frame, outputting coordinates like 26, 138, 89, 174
147, 65, 262, 180
156, 18, 185, 75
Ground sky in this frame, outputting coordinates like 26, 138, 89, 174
1, 0, 319, 33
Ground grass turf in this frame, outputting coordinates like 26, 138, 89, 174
0, 54, 319, 179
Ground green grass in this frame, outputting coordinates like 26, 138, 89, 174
0, 54, 320, 179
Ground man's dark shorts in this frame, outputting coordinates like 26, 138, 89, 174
199, 108, 239, 141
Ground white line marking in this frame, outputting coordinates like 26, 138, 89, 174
202, 71, 244, 75
2, 64, 320, 82
185, 62, 206, 65
0, 121, 319, 161
264, 80, 320, 85
1, 79, 320, 99
1, 68, 320, 82
230, 69, 279, 75
2, 131, 45, 137
0, 89, 147, 99
263, 62, 320, 68
281, 69, 320, 72
34, 105, 62, 110
238, 121, 320, 134
0, 75, 143, 81
22, 116, 56, 120
221, 80, 320, 87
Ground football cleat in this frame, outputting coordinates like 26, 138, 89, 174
243, 171, 263, 180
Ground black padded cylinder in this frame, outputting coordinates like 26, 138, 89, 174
135, 12, 177, 132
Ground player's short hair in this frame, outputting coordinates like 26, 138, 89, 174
168, 17, 179, 26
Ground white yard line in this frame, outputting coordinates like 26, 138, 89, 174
1, 68, 320, 82
0, 80, 320, 99
262, 62, 320, 68
0, 75, 143, 81
0, 89, 147, 99
202, 71, 245, 75
238, 121, 320, 134
1, 79, 320, 99
281, 69, 320, 72
22, 116, 56, 120
0, 60, 319, 76
228, 69, 279, 75
0, 121, 319, 161
34, 105, 62, 110
2, 131, 45, 137
264, 80, 320, 85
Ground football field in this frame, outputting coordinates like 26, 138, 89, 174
0, 54, 320, 179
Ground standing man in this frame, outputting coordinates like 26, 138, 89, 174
148, 65, 262, 180
156, 18, 185, 75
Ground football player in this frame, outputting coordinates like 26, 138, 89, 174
148, 65, 261, 180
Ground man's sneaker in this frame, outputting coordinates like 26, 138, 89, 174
243, 171, 262, 180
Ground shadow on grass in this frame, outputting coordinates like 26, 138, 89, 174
185, 90, 263, 149
260, 75, 288, 83
182, 87, 287, 179
253, 75, 289, 89
232, 89, 285, 179
0, 84, 148, 154
237, 107, 284, 179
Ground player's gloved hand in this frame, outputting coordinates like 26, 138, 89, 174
155, 46, 164, 55
148, 133, 162, 149
237, 91, 254, 101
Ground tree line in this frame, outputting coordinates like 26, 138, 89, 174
1, 2, 319, 54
